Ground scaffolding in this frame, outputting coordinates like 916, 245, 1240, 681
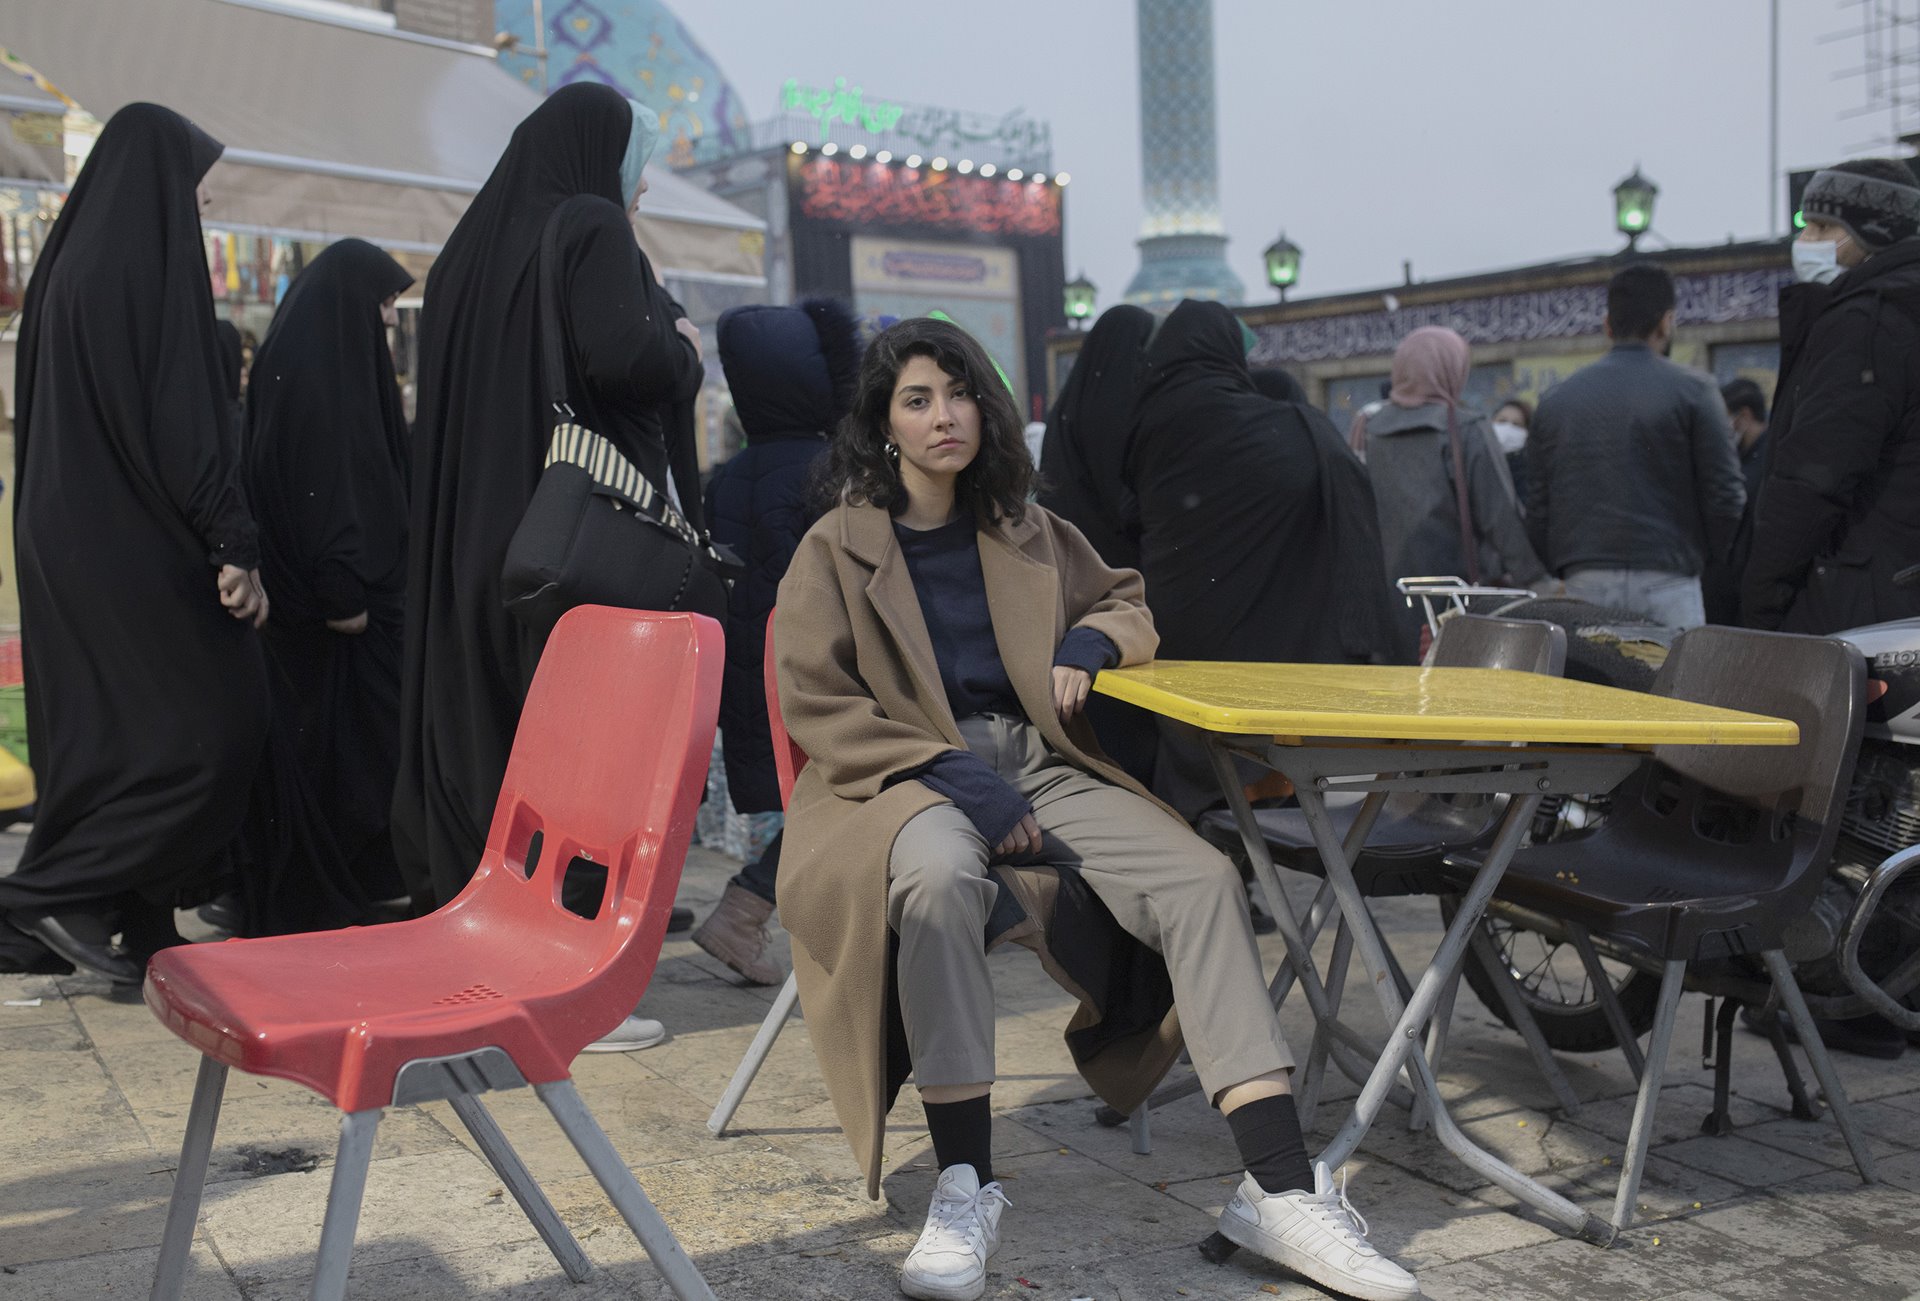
1828, 0, 1920, 151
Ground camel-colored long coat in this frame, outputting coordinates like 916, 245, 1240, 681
773, 499, 1186, 1199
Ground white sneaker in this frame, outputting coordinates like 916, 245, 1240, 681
1217, 1162, 1419, 1301
899, 1163, 1011, 1301
580, 1015, 668, 1053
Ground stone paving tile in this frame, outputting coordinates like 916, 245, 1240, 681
0, 1241, 245, 1299
0, 1147, 180, 1268
9, 840, 1920, 1299
1651, 1130, 1834, 1186
198, 1147, 540, 1288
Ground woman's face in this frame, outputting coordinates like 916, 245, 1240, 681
1494, 402, 1528, 430
627, 171, 650, 216
380, 293, 400, 328
887, 354, 980, 490
196, 179, 212, 214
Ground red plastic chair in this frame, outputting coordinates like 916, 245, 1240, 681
707, 612, 807, 1137
145, 608, 724, 1301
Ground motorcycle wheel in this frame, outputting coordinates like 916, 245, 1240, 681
1444, 899, 1663, 1052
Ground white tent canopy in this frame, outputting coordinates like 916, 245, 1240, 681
1, 0, 764, 280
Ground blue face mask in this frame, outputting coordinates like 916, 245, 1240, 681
620, 100, 660, 208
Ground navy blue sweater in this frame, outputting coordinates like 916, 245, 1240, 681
889, 515, 1116, 844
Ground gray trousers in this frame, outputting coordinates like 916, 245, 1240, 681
888, 714, 1294, 1103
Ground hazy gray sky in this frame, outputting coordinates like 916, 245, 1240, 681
702, 0, 1888, 309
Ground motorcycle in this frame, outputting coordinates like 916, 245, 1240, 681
1396, 570, 1920, 1053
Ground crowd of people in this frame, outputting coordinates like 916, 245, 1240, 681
1, 82, 1918, 1301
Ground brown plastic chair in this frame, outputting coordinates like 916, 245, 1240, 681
1443, 625, 1873, 1229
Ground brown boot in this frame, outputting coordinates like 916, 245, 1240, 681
692, 884, 784, 985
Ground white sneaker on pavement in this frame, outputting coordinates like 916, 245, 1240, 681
1217, 1161, 1420, 1301
580, 1015, 667, 1053
899, 1163, 1011, 1301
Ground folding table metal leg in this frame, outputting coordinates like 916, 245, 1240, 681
1298, 918, 1354, 1132
1128, 1104, 1152, 1155
1466, 923, 1584, 1116
1412, 958, 1464, 1132
447, 1094, 591, 1282
1299, 785, 1616, 1244
707, 970, 801, 1137
1611, 959, 1687, 1229
1763, 949, 1877, 1184
1205, 744, 1413, 1108
539, 1080, 717, 1301
1567, 925, 1646, 1081
150, 1057, 228, 1301
310, 1108, 383, 1301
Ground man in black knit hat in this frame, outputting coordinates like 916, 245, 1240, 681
1743, 158, 1920, 633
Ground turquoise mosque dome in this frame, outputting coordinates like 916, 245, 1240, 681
494, 0, 753, 166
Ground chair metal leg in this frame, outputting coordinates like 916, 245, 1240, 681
150, 1057, 228, 1301
1762, 949, 1877, 1184
447, 1094, 592, 1283
1128, 1103, 1152, 1155
539, 1080, 716, 1301
310, 1108, 383, 1301
707, 971, 801, 1137
1466, 923, 1584, 1116
1568, 925, 1646, 1081
1612, 959, 1687, 1230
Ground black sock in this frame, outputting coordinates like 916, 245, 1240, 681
1226, 1093, 1313, 1194
923, 1095, 994, 1184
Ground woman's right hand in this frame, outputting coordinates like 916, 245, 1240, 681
217, 565, 269, 628
994, 812, 1042, 860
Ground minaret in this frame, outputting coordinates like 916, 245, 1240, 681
1123, 0, 1244, 307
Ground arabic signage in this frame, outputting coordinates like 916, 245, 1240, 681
775, 76, 1052, 172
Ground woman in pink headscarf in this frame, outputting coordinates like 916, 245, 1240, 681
1350, 326, 1546, 640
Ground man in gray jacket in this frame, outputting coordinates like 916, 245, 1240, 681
1528, 263, 1747, 627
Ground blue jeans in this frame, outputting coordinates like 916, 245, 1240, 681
1563, 566, 1706, 629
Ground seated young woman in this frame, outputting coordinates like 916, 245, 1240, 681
771, 317, 1418, 1301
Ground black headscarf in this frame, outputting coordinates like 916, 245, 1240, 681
246, 238, 414, 629
393, 83, 703, 909
0, 103, 271, 968
1038, 304, 1155, 570
1127, 300, 1399, 665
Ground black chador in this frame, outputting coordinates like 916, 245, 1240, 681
0, 104, 270, 976
391, 83, 704, 910
244, 238, 414, 906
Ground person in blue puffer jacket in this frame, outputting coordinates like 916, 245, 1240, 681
692, 297, 862, 984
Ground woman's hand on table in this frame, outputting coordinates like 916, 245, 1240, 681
1051, 665, 1092, 721
994, 812, 1042, 860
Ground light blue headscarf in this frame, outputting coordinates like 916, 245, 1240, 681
619, 99, 661, 206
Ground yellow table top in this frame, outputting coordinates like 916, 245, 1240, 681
1094, 661, 1800, 747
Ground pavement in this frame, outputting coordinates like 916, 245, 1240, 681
4, 829, 1920, 1301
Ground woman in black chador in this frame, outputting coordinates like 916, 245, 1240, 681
393, 84, 705, 924
0, 103, 271, 981
245, 238, 414, 904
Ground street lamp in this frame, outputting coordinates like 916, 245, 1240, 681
1263, 232, 1301, 301
1064, 272, 1096, 327
1614, 166, 1658, 252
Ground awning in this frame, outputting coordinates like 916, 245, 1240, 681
1, 0, 764, 279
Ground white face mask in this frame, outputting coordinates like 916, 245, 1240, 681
1793, 239, 1845, 284
1491, 420, 1529, 455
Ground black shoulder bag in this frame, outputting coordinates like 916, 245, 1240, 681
500, 202, 740, 633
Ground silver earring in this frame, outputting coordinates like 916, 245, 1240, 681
884, 441, 900, 462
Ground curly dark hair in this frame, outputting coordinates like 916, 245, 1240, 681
817, 316, 1033, 522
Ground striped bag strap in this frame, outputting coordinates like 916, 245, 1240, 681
544, 422, 699, 545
